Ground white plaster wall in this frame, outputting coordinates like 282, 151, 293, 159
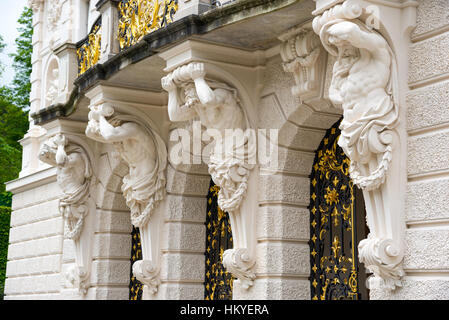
83, 147, 132, 300
251, 54, 341, 300
88, 0, 101, 30
4, 176, 64, 299
159, 161, 210, 300
373, 0, 449, 300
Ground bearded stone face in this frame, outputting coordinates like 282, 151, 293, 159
336, 45, 359, 76
180, 82, 200, 108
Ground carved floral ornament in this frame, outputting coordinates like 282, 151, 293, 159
47, 0, 63, 29
279, 24, 323, 99
311, 1, 404, 290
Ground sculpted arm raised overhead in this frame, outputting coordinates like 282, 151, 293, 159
162, 73, 197, 122
86, 104, 140, 143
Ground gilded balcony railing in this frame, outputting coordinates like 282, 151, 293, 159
77, 17, 102, 75
117, 0, 178, 50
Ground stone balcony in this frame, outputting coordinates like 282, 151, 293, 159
31, 0, 315, 125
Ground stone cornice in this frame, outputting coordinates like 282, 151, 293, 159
95, 0, 121, 11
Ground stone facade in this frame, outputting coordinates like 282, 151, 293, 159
3, 0, 449, 300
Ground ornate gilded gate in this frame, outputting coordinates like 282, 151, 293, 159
204, 180, 234, 300
309, 119, 368, 300
129, 226, 143, 300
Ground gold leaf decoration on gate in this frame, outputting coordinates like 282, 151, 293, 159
310, 119, 361, 300
129, 227, 143, 300
77, 18, 102, 75
204, 180, 234, 300
118, 0, 179, 50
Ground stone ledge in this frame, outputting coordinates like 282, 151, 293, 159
369, 277, 449, 300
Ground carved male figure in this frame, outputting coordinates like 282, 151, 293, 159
46, 68, 59, 105
162, 62, 254, 213
86, 105, 165, 228
39, 134, 93, 293
317, 17, 403, 289
86, 104, 166, 295
163, 63, 246, 131
39, 134, 91, 240
162, 62, 257, 288
325, 21, 398, 190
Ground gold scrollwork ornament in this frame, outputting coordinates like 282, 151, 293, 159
118, 0, 179, 50
77, 24, 102, 75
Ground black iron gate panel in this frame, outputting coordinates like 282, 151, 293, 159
309, 119, 363, 300
204, 180, 234, 300
129, 226, 143, 300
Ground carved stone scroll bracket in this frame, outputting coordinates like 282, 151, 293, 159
312, 0, 406, 290
85, 103, 167, 298
161, 62, 258, 290
223, 248, 256, 290
65, 265, 90, 295
279, 22, 329, 110
38, 133, 95, 295
132, 199, 165, 297
132, 260, 161, 296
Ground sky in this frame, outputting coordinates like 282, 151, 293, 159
0, 0, 28, 86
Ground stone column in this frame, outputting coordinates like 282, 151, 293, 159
96, 0, 121, 63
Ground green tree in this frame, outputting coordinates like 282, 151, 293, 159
0, 96, 28, 207
9, 7, 33, 109
0, 6, 32, 207
0, 6, 33, 298
0, 206, 11, 299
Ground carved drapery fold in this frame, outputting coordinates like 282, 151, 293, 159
85, 103, 167, 296
39, 134, 94, 294
312, 1, 404, 290
162, 62, 257, 289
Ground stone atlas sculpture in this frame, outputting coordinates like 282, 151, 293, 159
313, 2, 404, 289
39, 134, 94, 294
162, 62, 258, 288
86, 103, 167, 295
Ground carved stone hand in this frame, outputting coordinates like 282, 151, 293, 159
161, 75, 176, 92
89, 104, 115, 122
53, 133, 67, 147
188, 62, 206, 80
327, 21, 360, 45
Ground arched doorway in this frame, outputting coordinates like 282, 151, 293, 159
309, 119, 369, 300
204, 179, 234, 300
